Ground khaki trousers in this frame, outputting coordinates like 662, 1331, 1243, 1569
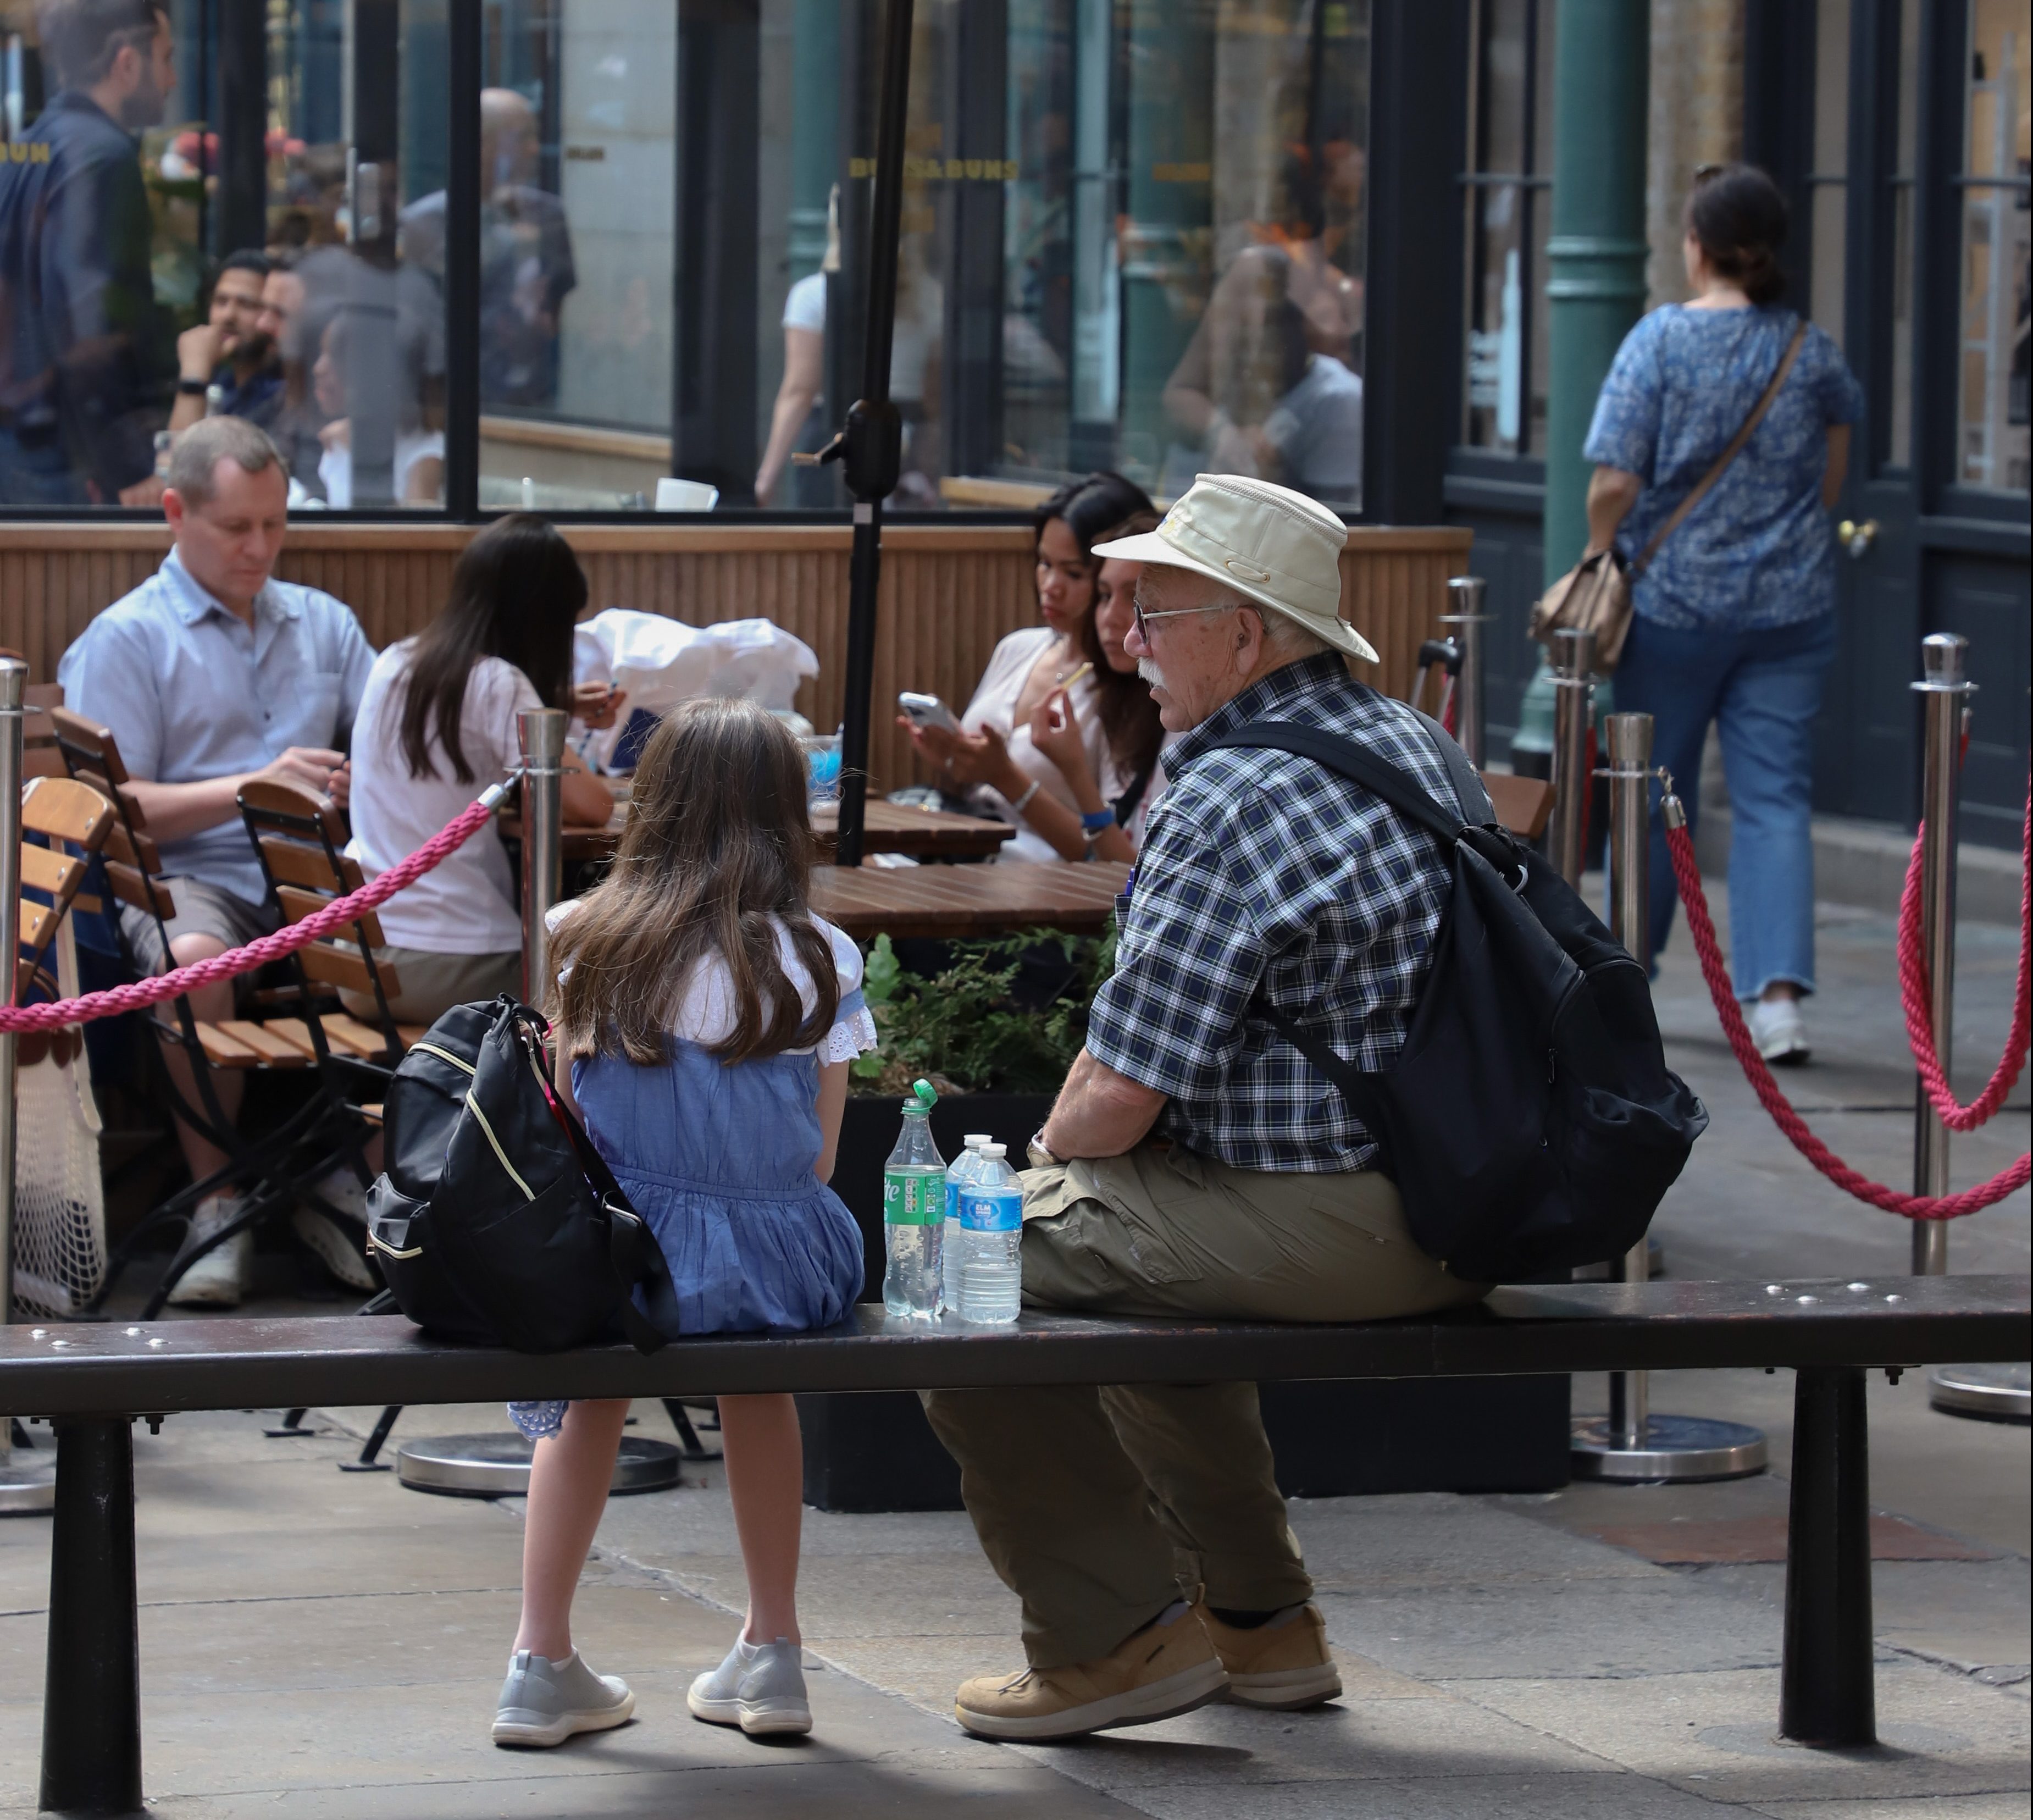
923, 1142, 1487, 1669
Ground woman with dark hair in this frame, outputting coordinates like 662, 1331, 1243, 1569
900, 471, 1164, 861
1583, 162, 1863, 1065
345, 514, 619, 1021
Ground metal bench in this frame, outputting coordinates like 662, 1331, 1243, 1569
7, 1273, 2027, 1817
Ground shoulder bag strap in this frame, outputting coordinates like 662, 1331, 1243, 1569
1631, 317, 1808, 577
1203, 722, 1466, 845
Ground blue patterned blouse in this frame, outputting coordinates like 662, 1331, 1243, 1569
1583, 304, 1864, 632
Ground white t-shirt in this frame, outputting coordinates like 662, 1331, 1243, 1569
347, 644, 539, 953
959, 626, 1125, 864
319, 428, 446, 510
782, 270, 826, 334
548, 903, 877, 1064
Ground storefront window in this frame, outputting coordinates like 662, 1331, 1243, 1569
1460, 0, 1553, 457
0, 0, 446, 511
1955, 0, 2031, 494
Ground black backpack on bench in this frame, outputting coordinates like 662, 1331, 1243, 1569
365, 996, 682, 1353
1203, 716, 1707, 1282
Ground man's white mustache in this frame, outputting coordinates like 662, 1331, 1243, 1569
1137, 658, 1168, 691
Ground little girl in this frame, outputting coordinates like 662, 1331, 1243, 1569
489, 699, 874, 1749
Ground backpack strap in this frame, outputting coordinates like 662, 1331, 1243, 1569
1204, 717, 1479, 844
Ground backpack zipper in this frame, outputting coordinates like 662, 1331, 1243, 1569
464, 1089, 535, 1200
412, 1042, 476, 1076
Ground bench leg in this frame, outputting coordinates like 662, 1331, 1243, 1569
1780, 1367, 1875, 1747
40, 1418, 143, 1817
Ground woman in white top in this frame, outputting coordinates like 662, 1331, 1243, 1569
313, 315, 446, 509
346, 514, 618, 1024
900, 473, 1164, 862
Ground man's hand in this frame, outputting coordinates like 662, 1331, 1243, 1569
117, 474, 167, 508
258, 746, 349, 800
178, 320, 226, 382
1040, 1048, 1168, 1161
571, 681, 627, 730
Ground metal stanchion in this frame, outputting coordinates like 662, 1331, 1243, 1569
1573, 714, 1768, 1482
1912, 635, 2030, 1421
397, 705, 682, 1498
0, 657, 56, 1514
1440, 576, 1491, 768
1548, 627, 1594, 887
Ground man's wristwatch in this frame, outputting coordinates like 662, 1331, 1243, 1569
176, 377, 210, 396
1028, 1127, 1065, 1169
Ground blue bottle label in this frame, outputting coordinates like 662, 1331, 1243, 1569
959, 1187, 1022, 1233
946, 1179, 960, 1221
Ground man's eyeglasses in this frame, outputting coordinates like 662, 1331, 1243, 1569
1131, 599, 1237, 643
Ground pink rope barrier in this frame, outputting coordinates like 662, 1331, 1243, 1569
1, 784, 509, 1035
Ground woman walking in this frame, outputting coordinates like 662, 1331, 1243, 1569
1583, 163, 1863, 1063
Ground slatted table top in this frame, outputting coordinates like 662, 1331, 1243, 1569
505, 792, 1015, 862
811, 859, 1130, 939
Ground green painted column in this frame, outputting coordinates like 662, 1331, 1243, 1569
1542, 0, 1650, 585
788, 0, 843, 283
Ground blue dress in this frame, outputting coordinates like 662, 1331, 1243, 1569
507, 991, 868, 1442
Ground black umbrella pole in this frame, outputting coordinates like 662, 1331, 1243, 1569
835, 500, 884, 869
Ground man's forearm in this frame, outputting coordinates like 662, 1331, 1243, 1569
1040, 1048, 1168, 1161
125, 775, 258, 846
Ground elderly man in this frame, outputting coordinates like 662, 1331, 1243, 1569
924, 474, 1487, 1741
58, 417, 376, 1304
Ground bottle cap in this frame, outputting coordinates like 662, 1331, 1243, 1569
963, 1133, 992, 1148
979, 1142, 1006, 1159
904, 1078, 937, 1113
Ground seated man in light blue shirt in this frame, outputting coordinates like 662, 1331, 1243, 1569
58, 416, 376, 1305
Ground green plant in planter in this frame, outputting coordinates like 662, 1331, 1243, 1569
851, 926, 1114, 1097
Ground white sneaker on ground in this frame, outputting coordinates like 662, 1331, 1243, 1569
687, 1636, 813, 1736
492, 1649, 634, 1748
1746, 996, 1810, 1066
167, 1194, 250, 1307
292, 1171, 376, 1291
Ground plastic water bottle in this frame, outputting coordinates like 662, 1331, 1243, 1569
956, 1143, 1023, 1325
941, 1134, 993, 1315
882, 1079, 945, 1318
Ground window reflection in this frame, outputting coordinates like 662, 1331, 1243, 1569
1956, 0, 2030, 494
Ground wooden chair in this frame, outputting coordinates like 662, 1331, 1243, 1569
48, 708, 370, 1316
14, 776, 117, 1069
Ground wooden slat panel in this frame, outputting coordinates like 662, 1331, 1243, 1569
19, 899, 57, 950
20, 777, 113, 848
100, 820, 161, 873
214, 1019, 311, 1066
319, 1013, 397, 1059
276, 883, 383, 948
296, 942, 380, 995
259, 837, 362, 893
104, 860, 170, 917
258, 1017, 322, 1060
191, 1022, 261, 1067
18, 845, 82, 899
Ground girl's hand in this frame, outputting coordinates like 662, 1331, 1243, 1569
901, 718, 1016, 792
1029, 687, 1094, 790
572, 681, 627, 729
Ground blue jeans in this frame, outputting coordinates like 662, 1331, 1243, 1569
1614, 612, 1836, 999
0, 425, 89, 506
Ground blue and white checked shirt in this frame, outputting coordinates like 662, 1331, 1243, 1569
57, 548, 375, 904
1086, 652, 1455, 1172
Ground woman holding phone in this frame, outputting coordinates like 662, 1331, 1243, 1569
900, 472, 1160, 862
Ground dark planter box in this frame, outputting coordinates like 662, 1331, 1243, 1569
806, 1090, 1571, 1511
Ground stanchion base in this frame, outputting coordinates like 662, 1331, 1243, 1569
395, 1432, 681, 1498
1571, 1414, 1768, 1482
1928, 1362, 2030, 1425
0, 1461, 57, 1515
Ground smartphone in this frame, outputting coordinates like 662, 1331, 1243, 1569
898, 691, 962, 734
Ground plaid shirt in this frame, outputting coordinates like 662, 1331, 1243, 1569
1086, 652, 1454, 1172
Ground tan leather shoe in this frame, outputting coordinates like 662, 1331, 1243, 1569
955, 1603, 1230, 1741
1196, 1601, 1342, 1710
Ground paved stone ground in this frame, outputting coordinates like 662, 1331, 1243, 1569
0, 883, 2023, 1816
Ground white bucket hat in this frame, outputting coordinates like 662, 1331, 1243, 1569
1090, 473, 1377, 664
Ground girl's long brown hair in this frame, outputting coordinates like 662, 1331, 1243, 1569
550, 699, 839, 1066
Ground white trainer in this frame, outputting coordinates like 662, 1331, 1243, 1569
293, 1170, 376, 1291
492, 1649, 634, 1748
167, 1194, 250, 1307
1746, 995, 1810, 1066
687, 1636, 813, 1736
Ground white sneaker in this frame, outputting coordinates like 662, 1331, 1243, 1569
293, 1170, 376, 1291
167, 1193, 251, 1307
1747, 996, 1810, 1066
687, 1636, 813, 1736
492, 1649, 634, 1749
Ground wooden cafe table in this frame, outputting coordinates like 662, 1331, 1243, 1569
810, 860, 1131, 942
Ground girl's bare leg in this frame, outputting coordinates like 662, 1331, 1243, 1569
718, 1393, 805, 1645
514, 1398, 630, 1659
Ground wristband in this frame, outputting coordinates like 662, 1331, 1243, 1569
177, 377, 210, 396
1079, 806, 1115, 834
1028, 1126, 1064, 1169
1009, 778, 1041, 816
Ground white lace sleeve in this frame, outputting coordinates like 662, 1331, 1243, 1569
816, 1002, 879, 1065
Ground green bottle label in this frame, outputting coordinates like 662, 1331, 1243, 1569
884, 1168, 941, 1226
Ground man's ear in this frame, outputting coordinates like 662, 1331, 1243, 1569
162, 488, 186, 534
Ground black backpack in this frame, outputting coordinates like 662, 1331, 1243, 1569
1203, 716, 1707, 1282
365, 996, 682, 1353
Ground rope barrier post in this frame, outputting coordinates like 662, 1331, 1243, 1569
1548, 626, 1594, 886
1440, 576, 1491, 768
518, 708, 567, 1009
1910, 634, 1969, 1277
1574, 712, 1769, 1485
0, 655, 55, 1515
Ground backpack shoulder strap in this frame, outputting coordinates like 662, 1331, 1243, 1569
1203, 721, 1466, 846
